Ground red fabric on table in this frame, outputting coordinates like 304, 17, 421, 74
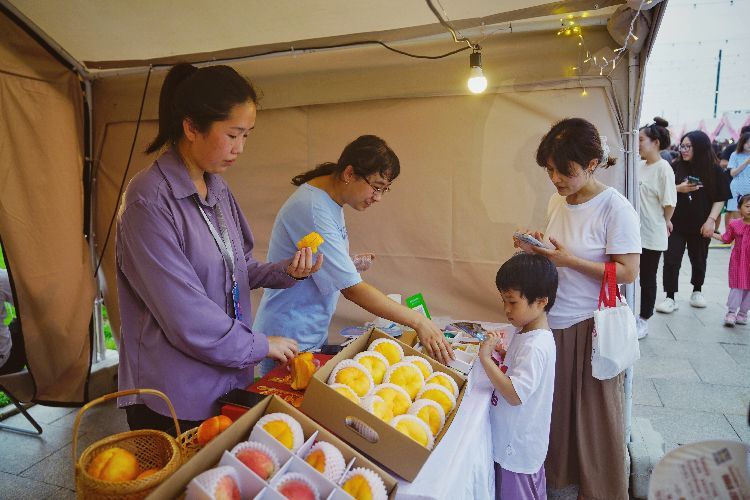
221, 353, 334, 420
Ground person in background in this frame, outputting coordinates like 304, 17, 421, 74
652, 116, 674, 164
716, 128, 750, 231
712, 193, 750, 327
655, 131, 731, 314
0, 268, 26, 375
517, 118, 640, 500
480, 252, 557, 500
726, 132, 750, 223
637, 118, 676, 339
719, 125, 750, 169
254, 135, 454, 375
116, 63, 321, 434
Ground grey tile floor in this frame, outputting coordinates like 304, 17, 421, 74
0, 246, 747, 498
632, 245, 750, 453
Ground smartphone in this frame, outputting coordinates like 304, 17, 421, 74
687, 175, 702, 185
319, 344, 345, 355
513, 231, 549, 248
217, 388, 266, 409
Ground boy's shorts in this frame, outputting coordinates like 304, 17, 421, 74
494, 462, 546, 500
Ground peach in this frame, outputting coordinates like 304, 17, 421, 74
278, 480, 316, 500
86, 447, 139, 482
135, 468, 160, 480
343, 474, 373, 500
236, 448, 275, 480
305, 449, 326, 473
197, 415, 233, 446
214, 475, 241, 500
342, 467, 388, 500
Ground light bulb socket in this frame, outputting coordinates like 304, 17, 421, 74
469, 51, 482, 69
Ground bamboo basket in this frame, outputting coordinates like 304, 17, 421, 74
176, 426, 202, 462
73, 389, 183, 500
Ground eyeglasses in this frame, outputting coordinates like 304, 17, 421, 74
679, 144, 693, 151
361, 177, 391, 195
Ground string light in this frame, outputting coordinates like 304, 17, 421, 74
558, 0, 648, 91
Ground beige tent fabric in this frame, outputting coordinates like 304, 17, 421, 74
0, 14, 95, 403
95, 86, 623, 340
93, 27, 628, 339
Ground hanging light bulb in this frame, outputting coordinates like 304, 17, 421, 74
467, 50, 487, 94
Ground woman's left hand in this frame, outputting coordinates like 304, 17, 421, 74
528, 236, 572, 268
700, 219, 715, 238
666, 220, 673, 236
287, 247, 324, 279
414, 317, 455, 365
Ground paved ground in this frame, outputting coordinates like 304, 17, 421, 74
632, 244, 750, 452
0, 246, 747, 499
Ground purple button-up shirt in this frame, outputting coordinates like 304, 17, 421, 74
116, 147, 296, 420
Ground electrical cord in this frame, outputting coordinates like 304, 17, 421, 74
93, 65, 152, 278
425, 0, 476, 50
93, 1, 484, 278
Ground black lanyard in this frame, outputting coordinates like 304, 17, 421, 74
195, 196, 243, 321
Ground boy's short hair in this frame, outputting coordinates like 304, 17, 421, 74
496, 253, 558, 312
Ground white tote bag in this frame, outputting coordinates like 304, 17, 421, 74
592, 262, 640, 380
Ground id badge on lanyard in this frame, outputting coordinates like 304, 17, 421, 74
196, 196, 244, 322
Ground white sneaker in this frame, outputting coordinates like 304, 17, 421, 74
636, 316, 649, 339
690, 291, 707, 308
655, 297, 678, 314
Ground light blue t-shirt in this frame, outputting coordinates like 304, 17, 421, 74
728, 152, 750, 211
253, 184, 362, 349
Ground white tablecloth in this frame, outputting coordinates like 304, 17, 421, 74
396, 363, 496, 499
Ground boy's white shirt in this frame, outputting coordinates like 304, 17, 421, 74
490, 328, 556, 474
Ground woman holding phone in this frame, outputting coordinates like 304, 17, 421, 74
655, 130, 731, 313
515, 118, 640, 499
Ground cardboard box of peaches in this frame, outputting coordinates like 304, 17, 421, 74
301, 327, 467, 482
149, 395, 397, 499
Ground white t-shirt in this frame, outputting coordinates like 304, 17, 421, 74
545, 188, 641, 330
490, 328, 556, 474
639, 159, 676, 251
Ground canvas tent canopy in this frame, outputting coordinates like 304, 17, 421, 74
0, 0, 666, 405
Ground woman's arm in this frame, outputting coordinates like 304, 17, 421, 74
341, 282, 454, 364
663, 205, 675, 235
701, 201, 725, 238
558, 249, 640, 284
729, 155, 750, 178
528, 236, 640, 283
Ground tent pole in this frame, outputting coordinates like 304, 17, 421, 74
622, 50, 641, 447
0, 0, 90, 80
83, 78, 106, 363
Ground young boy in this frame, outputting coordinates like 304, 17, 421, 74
479, 252, 557, 499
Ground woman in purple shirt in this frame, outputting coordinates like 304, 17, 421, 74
116, 63, 321, 433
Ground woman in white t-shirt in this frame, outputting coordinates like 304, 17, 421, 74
515, 118, 641, 500
637, 118, 676, 339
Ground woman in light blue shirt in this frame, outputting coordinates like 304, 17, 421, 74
254, 135, 453, 373
727, 132, 750, 218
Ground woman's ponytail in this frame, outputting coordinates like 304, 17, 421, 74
145, 63, 198, 154
290, 135, 400, 186
291, 162, 338, 186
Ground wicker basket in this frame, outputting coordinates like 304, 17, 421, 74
176, 426, 202, 462
73, 389, 183, 500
